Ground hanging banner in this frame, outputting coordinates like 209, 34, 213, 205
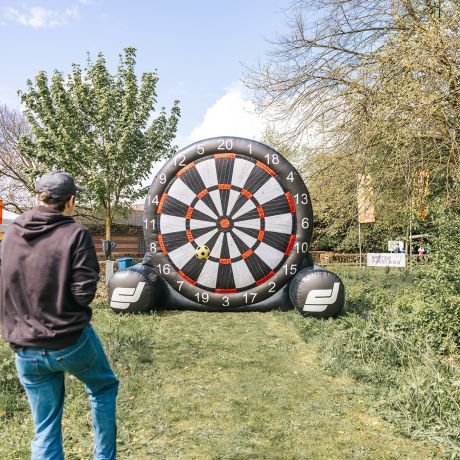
367, 253, 406, 268
357, 174, 376, 223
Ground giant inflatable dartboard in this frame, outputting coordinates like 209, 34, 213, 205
143, 137, 313, 308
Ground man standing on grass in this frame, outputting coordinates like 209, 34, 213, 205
0, 171, 119, 460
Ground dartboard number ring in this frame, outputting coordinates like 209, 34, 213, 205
144, 137, 313, 308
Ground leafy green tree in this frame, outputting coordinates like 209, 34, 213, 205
20, 47, 180, 239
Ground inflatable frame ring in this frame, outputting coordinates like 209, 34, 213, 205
143, 137, 313, 309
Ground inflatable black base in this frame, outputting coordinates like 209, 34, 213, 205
161, 278, 293, 313
289, 267, 345, 318
108, 252, 345, 318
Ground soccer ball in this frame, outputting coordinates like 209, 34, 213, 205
195, 245, 210, 260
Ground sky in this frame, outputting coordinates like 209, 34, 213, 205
0, 0, 294, 149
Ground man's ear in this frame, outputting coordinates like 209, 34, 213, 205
68, 195, 76, 206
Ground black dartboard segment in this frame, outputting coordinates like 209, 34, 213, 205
144, 137, 313, 308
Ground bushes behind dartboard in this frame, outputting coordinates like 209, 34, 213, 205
289, 268, 345, 318
108, 261, 164, 314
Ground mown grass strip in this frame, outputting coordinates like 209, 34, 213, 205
0, 288, 439, 459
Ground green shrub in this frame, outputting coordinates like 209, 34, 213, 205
409, 208, 460, 352
0, 344, 26, 416
287, 219, 460, 454
422, 208, 460, 296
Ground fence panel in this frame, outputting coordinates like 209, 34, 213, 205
92, 233, 146, 258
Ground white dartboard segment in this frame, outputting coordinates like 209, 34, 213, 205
194, 200, 218, 220
231, 158, 255, 188
160, 215, 187, 234
195, 159, 219, 188
231, 199, 256, 220
167, 179, 196, 205
253, 177, 285, 205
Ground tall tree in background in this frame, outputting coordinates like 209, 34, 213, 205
0, 104, 36, 212
249, 0, 460, 250
248, 0, 395, 137
20, 47, 180, 239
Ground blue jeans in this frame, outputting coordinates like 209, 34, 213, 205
15, 324, 119, 460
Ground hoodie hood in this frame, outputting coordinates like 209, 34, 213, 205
13, 206, 75, 241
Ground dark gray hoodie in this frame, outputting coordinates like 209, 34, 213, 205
0, 206, 100, 350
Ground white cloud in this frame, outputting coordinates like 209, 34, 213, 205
185, 82, 266, 146
138, 83, 313, 203
3, 5, 79, 29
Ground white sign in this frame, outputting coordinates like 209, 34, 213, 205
367, 253, 406, 268
0, 208, 20, 233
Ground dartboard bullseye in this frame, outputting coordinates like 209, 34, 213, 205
144, 137, 313, 308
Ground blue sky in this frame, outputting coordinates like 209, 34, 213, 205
0, 0, 293, 148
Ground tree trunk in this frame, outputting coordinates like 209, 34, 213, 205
105, 207, 112, 241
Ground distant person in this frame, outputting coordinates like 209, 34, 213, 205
0, 171, 119, 459
418, 246, 425, 256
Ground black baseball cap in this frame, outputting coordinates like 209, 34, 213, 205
36, 171, 83, 199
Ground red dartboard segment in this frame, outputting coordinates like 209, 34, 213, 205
241, 188, 253, 199
157, 233, 167, 255
285, 192, 295, 214
197, 189, 209, 199
219, 218, 230, 229
178, 270, 197, 285
256, 271, 276, 286
157, 193, 167, 214
214, 153, 236, 158
285, 234, 296, 255
256, 160, 276, 177
176, 162, 195, 176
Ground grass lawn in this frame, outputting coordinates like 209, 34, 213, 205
0, 278, 442, 459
